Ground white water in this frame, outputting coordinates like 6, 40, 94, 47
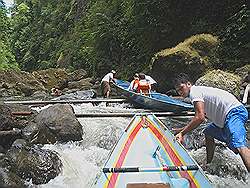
32, 103, 249, 188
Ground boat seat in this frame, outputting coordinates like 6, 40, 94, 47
126, 183, 170, 188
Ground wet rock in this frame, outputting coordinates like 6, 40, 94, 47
0, 167, 26, 188
52, 89, 96, 100
23, 104, 83, 144
0, 149, 26, 187
190, 146, 248, 181
7, 141, 62, 185
0, 103, 17, 131
31, 90, 50, 100
0, 103, 40, 150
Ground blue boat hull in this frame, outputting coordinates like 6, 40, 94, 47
114, 80, 193, 112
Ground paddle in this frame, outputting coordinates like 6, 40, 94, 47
103, 165, 199, 173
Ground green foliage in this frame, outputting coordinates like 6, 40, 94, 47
0, 4, 18, 70
218, 5, 250, 70
7, 0, 249, 78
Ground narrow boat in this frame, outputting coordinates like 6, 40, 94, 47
113, 80, 193, 112
95, 114, 213, 188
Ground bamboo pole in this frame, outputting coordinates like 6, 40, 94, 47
11, 111, 33, 116
4, 98, 127, 105
75, 111, 195, 118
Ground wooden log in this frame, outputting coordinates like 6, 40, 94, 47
4, 98, 127, 105
11, 111, 33, 116
0, 129, 21, 136
75, 111, 195, 118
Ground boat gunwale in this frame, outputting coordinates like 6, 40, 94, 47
113, 81, 193, 109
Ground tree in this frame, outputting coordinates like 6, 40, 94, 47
0, 2, 18, 70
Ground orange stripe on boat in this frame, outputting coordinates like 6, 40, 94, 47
106, 118, 143, 188
148, 121, 199, 188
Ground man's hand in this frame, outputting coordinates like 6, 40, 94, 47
175, 132, 184, 143
172, 127, 184, 134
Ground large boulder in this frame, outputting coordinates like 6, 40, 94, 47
0, 103, 22, 150
0, 103, 16, 131
67, 78, 94, 90
68, 69, 88, 82
0, 70, 46, 97
150, 34, 219, 92
195, 70, 241, 98
32, 68, 69, 90
0, 167, 26, 188
32, 68, 90, 91
7, 139, 62, 185
22, 104, 83, 144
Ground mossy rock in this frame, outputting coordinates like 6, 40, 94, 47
32, 68, 69, 90
149, 34, 219, 92
195, 70, 241, 98
0, 70, 45, 91
235, 64, 250, 80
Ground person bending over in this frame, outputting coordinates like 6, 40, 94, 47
173, 73, 250, 172
101, 70, 116, 98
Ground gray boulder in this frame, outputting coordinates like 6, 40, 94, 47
23, 104, 83, 144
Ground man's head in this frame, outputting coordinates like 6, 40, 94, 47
172, 73, 193, 98
111, 70, 116, 74
134, 73, 139, 79
139, 73, 145, 80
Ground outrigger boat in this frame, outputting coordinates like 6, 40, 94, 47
95, 114, 213, 188
113, 80, 193, 113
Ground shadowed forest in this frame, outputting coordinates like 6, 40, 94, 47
0, 0, 249, 79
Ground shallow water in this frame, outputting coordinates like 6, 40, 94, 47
33, 103, 249, 188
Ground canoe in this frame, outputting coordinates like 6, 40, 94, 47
113, 80, 193, 112
95, 114, 213, 188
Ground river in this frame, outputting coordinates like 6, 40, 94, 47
33, 102, 249, 188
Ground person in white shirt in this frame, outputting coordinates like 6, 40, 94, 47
145, 75, 157, 91
173, 73, 250, 172
101, 70, 116, 98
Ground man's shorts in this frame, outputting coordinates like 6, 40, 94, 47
101, 81, 110, 97
203, 105, 248, 152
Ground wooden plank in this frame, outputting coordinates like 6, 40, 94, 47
4, 98, 127, 105
75, 111, 195, 118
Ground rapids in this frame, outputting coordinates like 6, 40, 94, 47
33, 102, 249, 188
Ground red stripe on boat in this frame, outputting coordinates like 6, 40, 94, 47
107, 120, 142, 187
148, 122, 198, 188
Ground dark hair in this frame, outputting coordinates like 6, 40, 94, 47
139, 73, 145, 79
172, 73, 192, 87
134, 73, 139, 78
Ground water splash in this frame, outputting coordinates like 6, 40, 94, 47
33, 102, 250, 187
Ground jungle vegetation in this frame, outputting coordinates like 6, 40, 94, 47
0, 0, 249, 79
